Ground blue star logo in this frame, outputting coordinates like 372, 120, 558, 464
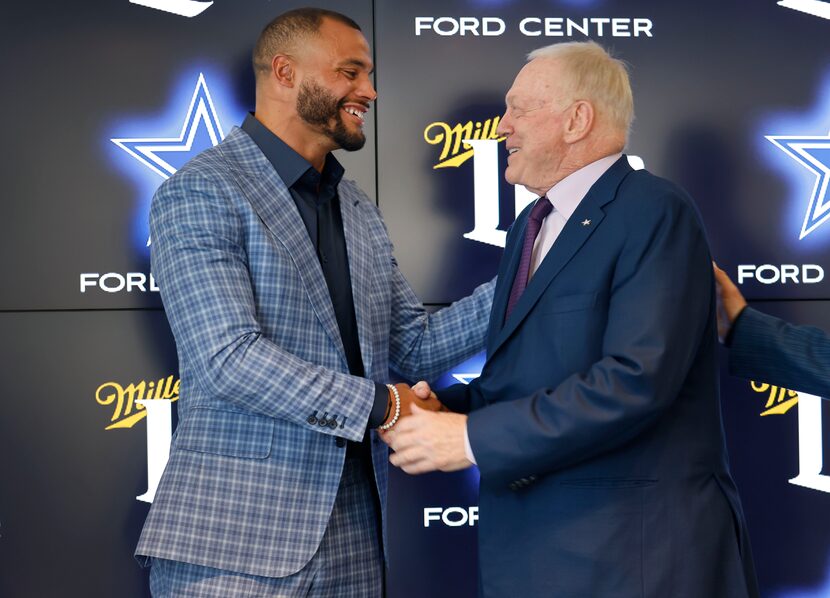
768, 130, 830, 239
112, 73, 224, 183
451, 373, 481, 385
777, 0, 830, 21
111, 73, 229, 247
130, 0, 214, 18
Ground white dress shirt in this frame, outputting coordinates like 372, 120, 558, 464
463, 153, 623, 465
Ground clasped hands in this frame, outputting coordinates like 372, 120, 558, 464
378, 381, 473, 475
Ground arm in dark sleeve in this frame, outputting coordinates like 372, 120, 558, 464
729, 306, 830, 397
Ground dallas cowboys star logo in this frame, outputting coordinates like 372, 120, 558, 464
767, 129, 830, 239
112, 73, 225, 181
111, 73, 226, 246
777, 0, 830, 21
451, 373, 481, 385
130, 0, 214, 18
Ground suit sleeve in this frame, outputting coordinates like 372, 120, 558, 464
357, 197, 496, 383
150, 170, 376, 442
388, 268, 495, 382
729, 306, 830, 397
467, 189, 714, 484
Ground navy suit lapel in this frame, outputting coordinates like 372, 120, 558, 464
486, 215, 527, 356
220, 129, 347, 367
489, 156, 634, 359
339, 185, 374, 376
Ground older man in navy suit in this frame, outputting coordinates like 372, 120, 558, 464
135, 8, 494, 597
385, 42, 759, 597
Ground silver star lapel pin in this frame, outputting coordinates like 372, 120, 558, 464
581, 219, 591, 226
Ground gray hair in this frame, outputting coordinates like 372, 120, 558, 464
527, 41, 634, 138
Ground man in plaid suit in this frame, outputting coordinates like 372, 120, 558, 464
136, 8, 495, 596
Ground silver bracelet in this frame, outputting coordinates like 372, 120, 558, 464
379, 384, 401, 430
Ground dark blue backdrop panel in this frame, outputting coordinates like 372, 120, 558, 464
0, 309, 177, 598
375, 0, 830, 303
0, 0, 375, 311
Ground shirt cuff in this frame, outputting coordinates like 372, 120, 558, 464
368, 383, 390, 428
464, 422, 477, 465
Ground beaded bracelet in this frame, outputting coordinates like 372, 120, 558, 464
379, 384, 401, 430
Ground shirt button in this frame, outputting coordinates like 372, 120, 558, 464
335, 437, 346, 448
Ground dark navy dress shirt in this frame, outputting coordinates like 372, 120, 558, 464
241, 115, 388, 451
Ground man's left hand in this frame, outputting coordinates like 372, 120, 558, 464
381, 404, 472, 474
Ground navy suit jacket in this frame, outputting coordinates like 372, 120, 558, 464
729, 306, 830, 397
441, 157, 759, 598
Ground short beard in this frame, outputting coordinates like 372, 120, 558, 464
296, 78, 366, 151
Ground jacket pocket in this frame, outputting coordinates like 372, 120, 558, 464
558, 477, 658, 488
541, 291, 602, 314
175, 407, 274, 459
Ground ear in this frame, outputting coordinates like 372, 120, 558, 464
271, 55, 295, 88
563, 100, 594, 143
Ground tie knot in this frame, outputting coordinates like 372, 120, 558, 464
529, 197, 553, 224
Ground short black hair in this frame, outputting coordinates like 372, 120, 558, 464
252, 8, 362, 79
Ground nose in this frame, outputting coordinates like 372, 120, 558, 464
496, 109, 512, 137
357, 74, 377, 103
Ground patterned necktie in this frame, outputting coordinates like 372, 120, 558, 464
505, 197, 553, 320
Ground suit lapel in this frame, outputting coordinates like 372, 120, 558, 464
220, 128, 347, 367
339, 185, 374, 375
486, 215, 527, 355
489, 156, 634, 359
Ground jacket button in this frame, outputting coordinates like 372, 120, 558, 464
328, 419, 338, 429
318, 418, 328, 427
509, 482, 519, 491
307, 415, 317, 425
335, 437, 346, 448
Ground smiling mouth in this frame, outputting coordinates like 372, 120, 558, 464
343, 105, 367, 125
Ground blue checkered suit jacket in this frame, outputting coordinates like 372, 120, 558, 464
135, 127, 495, 578
729, 306, 830, 397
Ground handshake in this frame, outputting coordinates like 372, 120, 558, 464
376, 381, 473, 475
378, 381, 446, 430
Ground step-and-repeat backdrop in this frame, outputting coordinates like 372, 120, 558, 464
2, 0, 830, 596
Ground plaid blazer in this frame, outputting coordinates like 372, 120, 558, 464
135, 127, 495, 577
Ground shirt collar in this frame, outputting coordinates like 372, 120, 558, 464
545, 153, 622, 220
241, 113, 344, 190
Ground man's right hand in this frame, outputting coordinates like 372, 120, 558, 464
397, 381, 447, 417
380, 381, 446, 429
